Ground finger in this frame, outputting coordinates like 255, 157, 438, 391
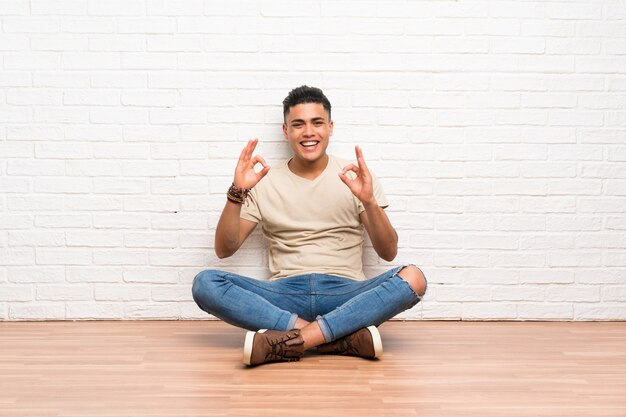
238, 139, 252, 164
245, 138, 258, 162
338, 172, 352, 187
256, 165, 270, 181
355, 145, 370, 174
251, 154, 268, 169
341, 163, 359, 176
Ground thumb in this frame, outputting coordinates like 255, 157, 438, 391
338, 172, 351, 187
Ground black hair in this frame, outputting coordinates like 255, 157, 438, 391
282, 85, 331, 121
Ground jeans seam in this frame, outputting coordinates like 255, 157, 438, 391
222, 272, 302, 296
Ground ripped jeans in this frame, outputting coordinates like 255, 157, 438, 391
191, 266, 426, 342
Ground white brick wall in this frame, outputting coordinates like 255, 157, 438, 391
1, 0, 625, 321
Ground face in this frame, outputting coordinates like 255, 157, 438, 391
283, 102, 333, 165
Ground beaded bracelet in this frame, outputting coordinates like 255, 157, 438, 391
226, 183, 251, 205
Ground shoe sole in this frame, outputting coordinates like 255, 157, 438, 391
366, 325, 383, 358
243, 329, 267, 365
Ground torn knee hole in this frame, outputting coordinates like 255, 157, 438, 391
398, 266, 427, 297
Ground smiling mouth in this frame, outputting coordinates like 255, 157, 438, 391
300, 141, 319, 148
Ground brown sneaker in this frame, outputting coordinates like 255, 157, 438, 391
316, 326, 383, 359
243, 329, 305, 366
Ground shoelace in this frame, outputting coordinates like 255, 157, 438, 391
265, 333, 302, 362
335, 336, 359, 355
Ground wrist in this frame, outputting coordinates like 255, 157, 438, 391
227, 183, 251, 205
362, 197, 378, 211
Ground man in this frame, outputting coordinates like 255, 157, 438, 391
192, 86, 427, 366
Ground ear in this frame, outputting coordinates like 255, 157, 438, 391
282, 122, 288, 140
329, 119, 334, 136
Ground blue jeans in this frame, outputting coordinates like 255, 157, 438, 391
191, 266, 426, 342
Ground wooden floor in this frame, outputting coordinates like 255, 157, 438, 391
1, 321, 625, 417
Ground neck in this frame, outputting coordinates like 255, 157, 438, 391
288, 154, 329, 180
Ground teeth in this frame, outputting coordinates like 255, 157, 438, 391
301, 141, 318, 147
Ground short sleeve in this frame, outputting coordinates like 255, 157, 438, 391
240, 187, 261, 223
357, 172, 389, 213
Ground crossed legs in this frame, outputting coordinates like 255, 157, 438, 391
297, 266, 427, 349
192, 265, 428, 360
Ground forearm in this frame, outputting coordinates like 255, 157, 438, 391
362, 201, 398, 262
214, 200, 243, 259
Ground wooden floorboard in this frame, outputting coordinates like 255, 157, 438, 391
0, 321, 625, 417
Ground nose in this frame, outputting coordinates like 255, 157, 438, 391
303, 123, 314, 137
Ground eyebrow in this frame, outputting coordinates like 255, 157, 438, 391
289, 117, 326, 124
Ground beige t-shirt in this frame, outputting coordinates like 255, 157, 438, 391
241, 155, 388, 281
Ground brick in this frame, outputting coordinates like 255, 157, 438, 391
409, 234, 462, 250
464, 197, 519, 213
433, 252, 490, 268
436, 215, 492, 231
63, 90, 120, 105
151, 213, 209, 230
91, 72, 147, 88
8, 267, 65, 283
491, 253, 546, 268
518, 303, 573, 320
546, 286, 600, 302
575, 304, 626, 320
151, 285, 192, 301
118, 17, 175, 33
606, 217, 626, 230
547, 216, 602, 231
124, 232, 178, 248
0, 178, 31, 193
147, 0, 203, 15
34, 177, 92, 194
547, 3, 602, 20
88, 0, 144, 16
66, 303, 123, 320
66, 160, 122, 176
36, 248, 91, 265
9, 231, 65, 247
62, 53, 120, 70
7, 125, 64, 141
67, 231, 123, 247
67, 267, 122, 283
121, 52, 177, 70
466, 269, 518, 285
37, 285, 92, 301
151, 143, 208, 159
65, 196, 122, 211
463, 303, 517, 320
519, 235, 575, 250
123, 196, 179, 212
3, 17, 59, 33
35, 142, 94, 159
61, 17, 116, 33
0, 285, 33, 302
93, 213, 149, 229
33, 71, 90, 87
548, 252, 603, 267
10, 304, 65, 320
93, 250, 146, 265
464, 235, 518, 250
31, 0, 86, 15
492, 285, 545, 302
496, 215, 545, 231
35, 214, 91, 228
124, 303, 180, 319
6, 89, 62, 105
95, 284, 150, 301
547, 38, 601, 56
123, 268, 178, 284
